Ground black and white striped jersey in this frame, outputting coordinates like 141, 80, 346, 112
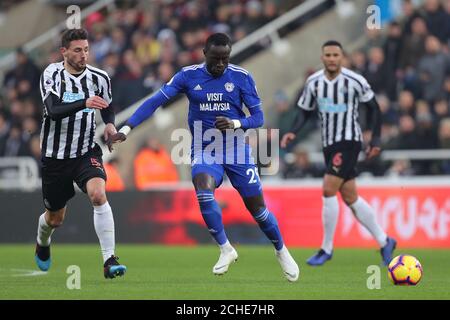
297, 67, 374, 148
39, 62, 112, 159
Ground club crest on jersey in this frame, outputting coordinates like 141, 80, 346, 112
224, 82, 234, 92
44, 78, 53, 89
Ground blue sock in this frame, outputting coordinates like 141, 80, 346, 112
197, 191, 228, 245
253, 208, 284, 250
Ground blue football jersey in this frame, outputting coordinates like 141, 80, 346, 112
160, 63, 261, 137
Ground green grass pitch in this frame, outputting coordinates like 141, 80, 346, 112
0, 245, 449, 300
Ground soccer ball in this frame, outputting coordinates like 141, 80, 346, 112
388, 255, 423, 285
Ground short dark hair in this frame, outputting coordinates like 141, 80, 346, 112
61, 28, 88, 48
322, 40, 343, 50
204, 33, 231, 52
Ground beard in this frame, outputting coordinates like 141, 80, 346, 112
67, 58, 86, 73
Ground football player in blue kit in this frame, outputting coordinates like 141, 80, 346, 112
107, 33, 299, 282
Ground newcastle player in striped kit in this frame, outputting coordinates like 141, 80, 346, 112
281, 40, 396, 266
35, 28, 126, 278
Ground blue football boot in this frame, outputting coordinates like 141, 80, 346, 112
306, 249, 332, 266
35, 243, 51, 271
104, 255, 127, 279
380, 237, 397, 266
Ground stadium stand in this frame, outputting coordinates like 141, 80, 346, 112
0, 0, 449, 190
278, 0, 450, 178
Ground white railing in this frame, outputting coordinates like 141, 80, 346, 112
0, 0, 115, 71
109, 175, 450, 190
0, 149, 449, 192
232, 0, 329, 57
1, 0, 327, 72
0, 0, 332, 162
0, 157, 40, 190
304, 149, 450, 163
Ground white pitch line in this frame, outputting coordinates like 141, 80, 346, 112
10, 269, 47, 277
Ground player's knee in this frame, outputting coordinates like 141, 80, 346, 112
323, 187, 338, 197
88, 188, 106, 206
193, 174, 215, 191
341, 193, 358, 206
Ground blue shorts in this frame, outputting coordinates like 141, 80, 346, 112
191, 144, 263, 198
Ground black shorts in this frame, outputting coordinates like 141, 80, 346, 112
41, 144, 107, 211
323, 141, 362, 181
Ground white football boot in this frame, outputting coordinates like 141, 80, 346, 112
275, 245, 300, 282
213, 245, 238, 275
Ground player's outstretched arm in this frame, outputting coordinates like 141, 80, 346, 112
281, 108, 314, 148
364, 97, 382, 159
106, 90, 169, 152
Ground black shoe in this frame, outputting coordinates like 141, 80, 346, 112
103, 255, 127, 279
35, 243, 51, 271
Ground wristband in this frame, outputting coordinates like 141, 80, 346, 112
119, 125, 131, 136
232, 120, 242, 129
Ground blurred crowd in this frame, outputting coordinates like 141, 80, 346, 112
0, 0, 284, 185
1, 0, 450, 188
279, 0, 450, 178
0, 0, 24, 12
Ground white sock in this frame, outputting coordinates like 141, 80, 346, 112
350, 197, 387, 247
321, 196, 339, 254
37, 213, 54, 246
219, 240, 234, 253
93, 202, 115, 263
